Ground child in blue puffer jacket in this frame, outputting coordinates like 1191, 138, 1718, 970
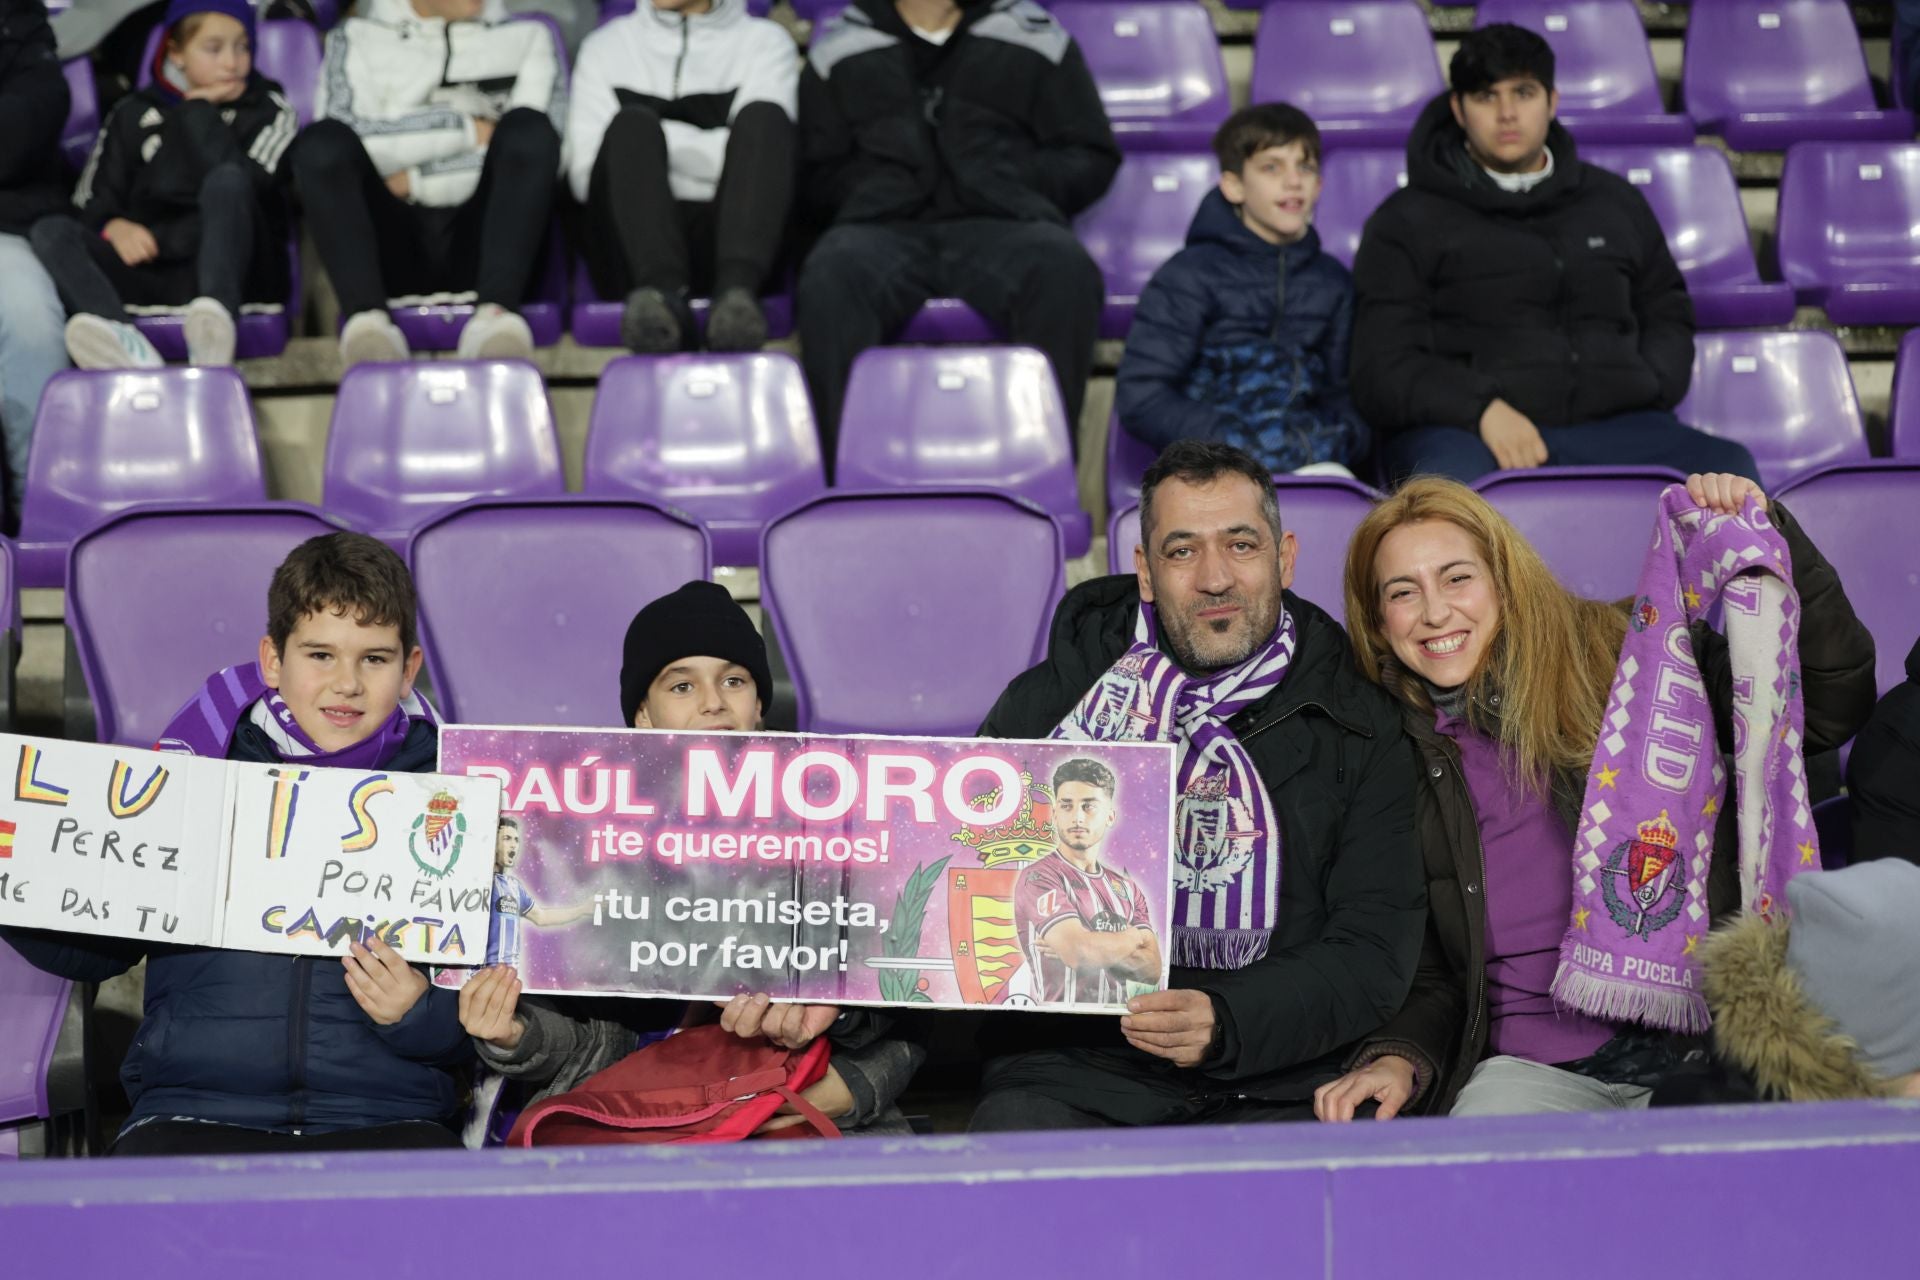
1116, 103, 1368, 476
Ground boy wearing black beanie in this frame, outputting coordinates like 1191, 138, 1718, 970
618, 579, 773, 731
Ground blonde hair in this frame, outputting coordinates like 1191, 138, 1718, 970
1343, 477, 1627, 788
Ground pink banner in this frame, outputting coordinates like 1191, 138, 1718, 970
438, 727, 1176, 1012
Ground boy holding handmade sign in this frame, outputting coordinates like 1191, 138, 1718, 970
1, 532, 476, 1154
457, 580, 926, 1134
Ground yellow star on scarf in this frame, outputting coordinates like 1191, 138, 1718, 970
1799, 841, 1817, 866
1684, 934, 1700, 955
1683, 584, 1702, 610
1574, 908, 1592, 932
1595, 765, 1620, 789
1702, 795, 1719, 817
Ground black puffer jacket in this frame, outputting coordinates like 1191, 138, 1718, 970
799, 0, 1119, 227
1349, 503, 1877, 1114
0, 0, 70, 236
1351, 94, 1693, 434
1847, 635, 1920, 866
0, 719, 473, 1138
979, 576, 1424, 1099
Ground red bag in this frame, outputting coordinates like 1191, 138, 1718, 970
506, 1026, 842, 1147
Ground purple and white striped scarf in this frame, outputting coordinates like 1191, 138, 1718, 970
155, 662, 439, 769
1551, 487, 1817, 1033
1053, 603, 1297, 969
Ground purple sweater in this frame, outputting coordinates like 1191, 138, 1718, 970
1436, 710, 1614, 1065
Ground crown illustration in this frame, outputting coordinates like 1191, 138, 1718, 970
1634, 810, 1678, 850
1185, 773, 1230, 801
951, 770, 1056, 868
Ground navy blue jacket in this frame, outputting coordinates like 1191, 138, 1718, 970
0, 719, 471, 1138
1116, 188, 1367, 472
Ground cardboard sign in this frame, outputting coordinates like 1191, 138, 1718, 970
0, 733, 499, 965
438, 726, 1177, 1013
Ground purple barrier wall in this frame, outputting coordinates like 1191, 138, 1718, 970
1, 1100, 1914, 1275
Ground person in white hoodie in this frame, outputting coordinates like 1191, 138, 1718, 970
292, 0, 564, 364
565, 0, 797, 353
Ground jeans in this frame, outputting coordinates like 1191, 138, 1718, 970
0, 231, 68, 513
1381, 410, 1762, 487
1449, 1055, 1654, 1116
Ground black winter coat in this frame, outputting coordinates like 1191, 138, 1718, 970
72, 75, 295, 269
1847, 634, 1920, 866
799, 0, 1119, 227
979, 577, 1425, 1099
1351, 94, 1694, 435
1350, 503, 1877, 1114
0, 720, 473, 1138
0, 0, 71, 236
1116, 189, 1368, 471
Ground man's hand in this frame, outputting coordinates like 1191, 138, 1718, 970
1686, 471, 1768, 517
1478, 398, 1549, 470
457, 965, 524, 1050
102, 218, 158, 267
343, 935, 429, 1025
714, 994, 839, 1050
1121, 989, 1217, 1068
473, 116, 496, 146
754, 1064, 856, 1134
1313, 1055, 1416, 1122
385, 170, 412, 200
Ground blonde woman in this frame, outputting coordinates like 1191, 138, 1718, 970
1313, 473, 1875, 1119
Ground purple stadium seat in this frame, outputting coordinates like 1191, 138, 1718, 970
1682, 0, 1911, 150
1250, 1, 1444, 151
1316, 147, 1405, 268
582, 353, 825, 567
600, 0, 770, 16
67, 502, 338, 746
566, 263, 796, 349
59, 60, 98, 171
1889, 328, 1920, 460
1106, 475, 1377, 622
1475, 466, 1686, 602
1676, 331, 1870, 491
1074, 151, 1217, 338
323, 360, 564, 546
760, 489, 1064, 736
1580, 146, 1794, 328
1105, 408, 1160, 516
0, 941, 73, 1159
409, 497, 712, 725
1475, 0, 1693, 145
837, 347, 1092, 557
1776, 142, 1920, 325
894, 299, 1002, 344
383, 230, 567, 352
1052, 2, 1231, 151
17, 369, 265, 589
1775, 462, 1920, 696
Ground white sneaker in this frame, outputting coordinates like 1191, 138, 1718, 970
456, 303, 534, 361
339, 309, 410, 366
183, 296, 236, 366
64, 314, 163, 370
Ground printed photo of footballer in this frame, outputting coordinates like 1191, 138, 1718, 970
1013, 757, 1164, 1006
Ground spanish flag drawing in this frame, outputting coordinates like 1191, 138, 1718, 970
0, 818, 15, 858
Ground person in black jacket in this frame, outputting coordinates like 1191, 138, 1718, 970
1350, 25, 1758, 486
969, 440, 1424, 1129
1847, 634, 1920, 866
0, 0, 71, 528
1117, 103, 1367, 476
0, 533, 473, 1156
28, 0, 293, 370
795, 0, 1119, 466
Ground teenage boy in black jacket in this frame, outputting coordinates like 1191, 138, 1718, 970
796, 0, 1119, 467
969, 441, 1423, 1129
1351, 24, 1758, 485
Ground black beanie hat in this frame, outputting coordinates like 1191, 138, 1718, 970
619, 581, 772, 726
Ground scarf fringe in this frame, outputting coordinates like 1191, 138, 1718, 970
1172, 926, 1271, 971
1550, 964, 1711, 1035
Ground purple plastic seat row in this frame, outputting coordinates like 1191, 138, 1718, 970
1473, 466, 1686, 602
1676, 330, 1869, 491
1475, 0, 1693, 145
0, 940, 73, 1159
1316, 147, 1405, 269
838, 346, 1092, 557
1052, 2, 1231, 151
58, 60, 98, 171
1250, 0, 1443, 150
1076, 151, 1218, 338
1777, 142, 1920, 326
761, 489, 1064, 736
1889, 329, 1920, 460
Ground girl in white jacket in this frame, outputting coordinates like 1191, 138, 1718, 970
293, 0, 565, 364
566, 0, 798, 353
